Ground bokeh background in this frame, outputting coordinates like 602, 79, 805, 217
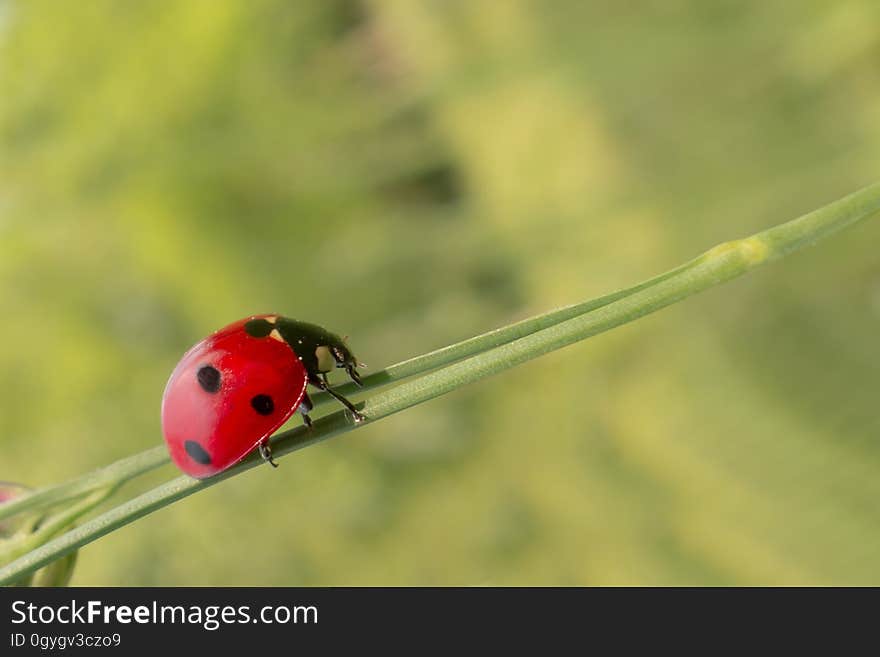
2, 1, 880, 585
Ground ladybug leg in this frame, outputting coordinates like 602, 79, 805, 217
299, 392, 314, 429
345, 364, 363, 387
311, 376, 365, 423
321, 372, 330, 386
258, 440, 279, 468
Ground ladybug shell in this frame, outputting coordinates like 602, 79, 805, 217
161, 315, 308, 478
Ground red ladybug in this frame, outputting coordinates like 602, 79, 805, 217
161, 314, 364, 479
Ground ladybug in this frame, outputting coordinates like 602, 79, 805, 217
161, 314, 364, 479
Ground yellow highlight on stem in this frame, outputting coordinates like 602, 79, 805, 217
705, 236, 770, 268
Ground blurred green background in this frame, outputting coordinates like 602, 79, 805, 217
2, 0, 880, 585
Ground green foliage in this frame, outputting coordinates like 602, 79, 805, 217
2, 0, 880, 584
2, 180, 879, 586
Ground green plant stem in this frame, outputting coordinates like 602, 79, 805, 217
1, 181, 878, 585
0, 248, 694, 523
0, 487, 115, 565
0, 447, 168, 523
308, 257, 695, 406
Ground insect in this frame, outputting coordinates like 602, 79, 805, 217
161, 314, 364, 479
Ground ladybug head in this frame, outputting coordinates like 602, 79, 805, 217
329, 340, 363, 386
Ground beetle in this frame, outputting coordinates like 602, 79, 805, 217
161, 314, 363, 478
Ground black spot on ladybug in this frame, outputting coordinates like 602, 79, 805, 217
244, 319, 274, 338
197, 365, 221, 393
184, 440, 212, 465
251, 394, 274, 415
